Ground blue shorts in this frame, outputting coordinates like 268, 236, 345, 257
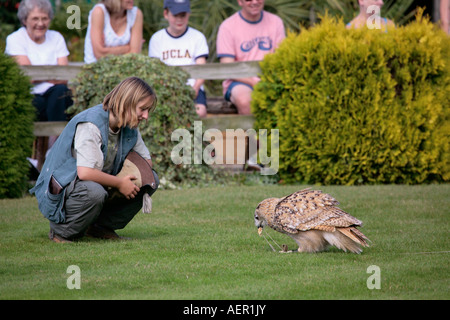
224, 81, 253, 102
195, 89, 207, 105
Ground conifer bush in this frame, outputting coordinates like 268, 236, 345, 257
70, 54, 223, 188
0, 53, 35, 198
252, 13, 450, 185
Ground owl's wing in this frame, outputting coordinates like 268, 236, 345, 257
273, 189, 362, 234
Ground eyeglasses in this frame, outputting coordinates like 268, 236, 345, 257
29, 16, 50, 23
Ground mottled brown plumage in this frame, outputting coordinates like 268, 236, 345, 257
254, 189, 370, 253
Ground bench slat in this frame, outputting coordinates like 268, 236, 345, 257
20, 61, 261, 82
33, 121, 68, 136
33, 115, 256, 137
20, 63, 83, 82
180, 61, 261, 80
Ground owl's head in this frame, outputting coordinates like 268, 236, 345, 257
254, 208, 266, 228
254, 197, 279, 229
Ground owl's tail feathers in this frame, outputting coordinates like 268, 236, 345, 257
322, 227, 371, 253
336, 227, 371, 253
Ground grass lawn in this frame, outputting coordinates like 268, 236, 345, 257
0, 184, 449, 300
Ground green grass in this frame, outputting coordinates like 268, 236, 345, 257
0, 184, 449, 300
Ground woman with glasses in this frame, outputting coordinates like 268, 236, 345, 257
5, 0, 73, 123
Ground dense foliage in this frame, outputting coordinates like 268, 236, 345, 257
0, 53, 35, 198
252, 12, 450, 185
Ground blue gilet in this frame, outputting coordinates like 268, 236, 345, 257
30, 104, 138, 223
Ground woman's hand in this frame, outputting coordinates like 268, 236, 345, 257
118, 175, 140, 199
77, 166, 140, 200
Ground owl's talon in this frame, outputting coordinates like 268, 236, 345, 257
280, 244, 289, 252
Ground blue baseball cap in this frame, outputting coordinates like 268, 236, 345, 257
164, 0, 191, 15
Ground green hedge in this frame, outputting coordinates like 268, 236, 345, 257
0, 53, 35, 198
70, 54, 224, 188
252, 12, 450, 185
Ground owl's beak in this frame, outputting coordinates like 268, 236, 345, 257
257, 227, 263, 236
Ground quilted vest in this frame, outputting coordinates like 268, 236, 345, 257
30, 104, 138, 223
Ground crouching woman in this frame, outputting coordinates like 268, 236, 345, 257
30, 77, 159, 242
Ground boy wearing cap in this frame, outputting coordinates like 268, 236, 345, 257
149, 0, 209, 118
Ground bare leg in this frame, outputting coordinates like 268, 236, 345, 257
230, 84, 253, 115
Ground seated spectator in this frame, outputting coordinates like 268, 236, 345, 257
216, 0, 286, 115
149, 0, 208, 118
347, 0, 395, 31
84, 0, 143, 64
217, 0, 285, 171
5, 0, 73, 122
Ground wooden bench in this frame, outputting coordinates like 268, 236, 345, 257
22, 61, 261, 171
32, 121, 68, 171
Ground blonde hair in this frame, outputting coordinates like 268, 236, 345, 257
103, 77, 157, 129
101, 0, 122, 14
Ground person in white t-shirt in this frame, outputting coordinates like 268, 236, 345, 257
149, 0, 209, 118
84, 0, 144, 64
5, 0, 73, 122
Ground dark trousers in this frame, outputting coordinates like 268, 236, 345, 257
33, 84, 73, 121
50, 171, 159, 239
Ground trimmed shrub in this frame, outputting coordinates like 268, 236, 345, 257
252, 12, 450, 185
0, 53, 35, 198
70, 54, 224, 188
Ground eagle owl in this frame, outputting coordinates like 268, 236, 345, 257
254, 189, 370, 253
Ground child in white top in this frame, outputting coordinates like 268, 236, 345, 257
84, 0, 143, 64
149, 0, 209, 118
